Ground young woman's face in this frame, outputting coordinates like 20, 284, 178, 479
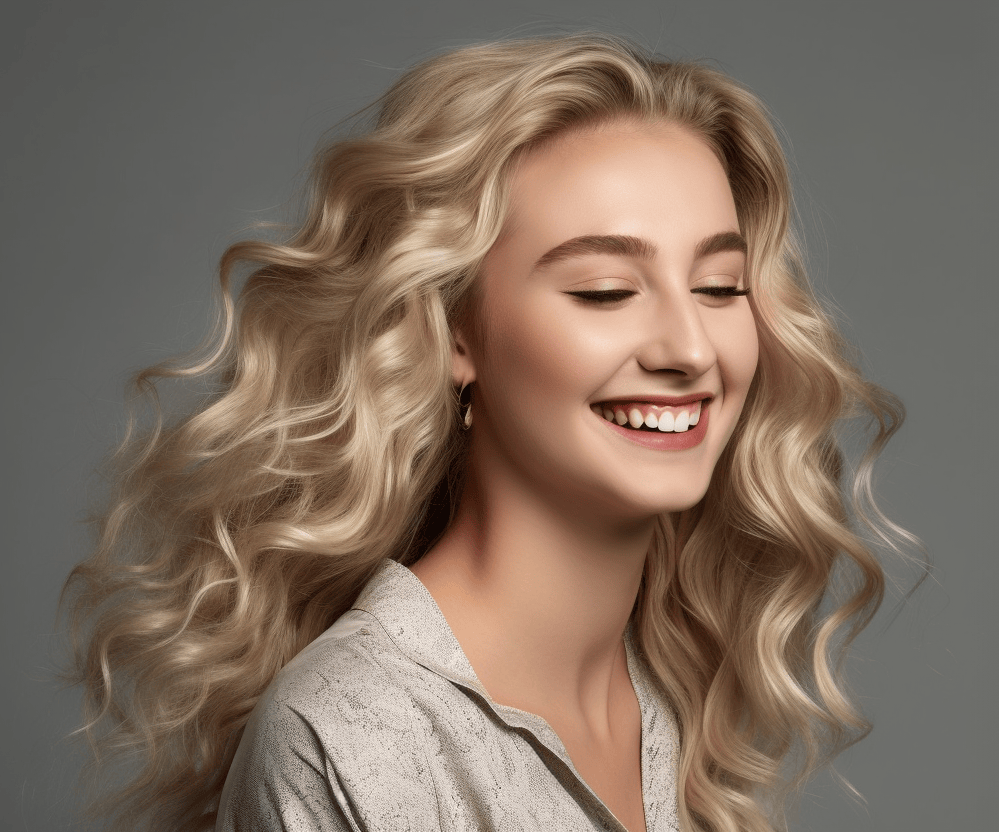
456, 120, 759, 521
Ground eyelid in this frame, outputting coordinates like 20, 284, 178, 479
567, 276, 635, 290
565, 289, 636, 303
691, 286, 751, 297
693, 270, 748, 292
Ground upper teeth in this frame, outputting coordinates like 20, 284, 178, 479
594, 400, 703, 433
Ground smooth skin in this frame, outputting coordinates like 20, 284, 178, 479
411, 120, 759, 832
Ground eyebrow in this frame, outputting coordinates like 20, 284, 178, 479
533, 235, 655, 270
695, 230, 747, 259
532, 231, 747, 271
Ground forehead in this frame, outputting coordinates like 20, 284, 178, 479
490, 120, 739, 266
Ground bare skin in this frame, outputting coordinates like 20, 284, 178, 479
412, 120, 758, 832
411, 467, 650, 831
412, 484, 645, 832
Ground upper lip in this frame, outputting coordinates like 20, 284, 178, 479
595, 393, 714, 406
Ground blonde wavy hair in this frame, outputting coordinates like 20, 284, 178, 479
63, 34, 917, 832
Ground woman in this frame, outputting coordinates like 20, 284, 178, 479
64, 34, 913, 832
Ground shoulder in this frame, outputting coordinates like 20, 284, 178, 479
270, 608, 447, 742
217, 610, 445, 831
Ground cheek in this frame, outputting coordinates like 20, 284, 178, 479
715, 309, 760, 396
482, 298, 601, 399
479, 303, 558, 407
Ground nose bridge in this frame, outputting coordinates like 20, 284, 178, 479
637, 286, 716, 376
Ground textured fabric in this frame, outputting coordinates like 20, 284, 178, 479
217, 559, 681, 831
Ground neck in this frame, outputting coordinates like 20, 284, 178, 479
411, 444, 656, 729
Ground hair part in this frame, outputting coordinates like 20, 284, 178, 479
62, 33, 919, 832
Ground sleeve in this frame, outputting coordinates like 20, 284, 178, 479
216, 700, 367, 832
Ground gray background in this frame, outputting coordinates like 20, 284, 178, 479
3, 0, 994, 829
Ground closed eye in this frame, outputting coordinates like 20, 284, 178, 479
565, 289, 636, 304
692, 287, 750, 297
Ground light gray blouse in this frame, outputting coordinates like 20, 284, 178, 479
216, 558, 681, 831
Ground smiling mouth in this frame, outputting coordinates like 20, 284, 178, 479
590, 399, 706, 433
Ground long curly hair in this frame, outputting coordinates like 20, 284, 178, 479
62, 34, 918, 832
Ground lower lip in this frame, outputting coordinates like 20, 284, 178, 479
597, 400, 711, 450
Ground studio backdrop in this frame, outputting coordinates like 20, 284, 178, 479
3, 1, 993, 830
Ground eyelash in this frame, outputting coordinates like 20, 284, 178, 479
566, 289, 635, 303
566, 287, 750, 303
695, 287, 751, 298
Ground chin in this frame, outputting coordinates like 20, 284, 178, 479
616, 480, 711, 520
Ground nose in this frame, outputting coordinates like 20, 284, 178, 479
634, 293, 717, 378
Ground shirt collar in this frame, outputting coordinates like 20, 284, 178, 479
351, 558, 658, 737
352, 558, 485, 694
351, 558, 679, 830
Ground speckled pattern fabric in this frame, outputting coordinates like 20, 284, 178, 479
217, 559, 681, 831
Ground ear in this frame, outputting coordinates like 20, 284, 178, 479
451, 324, 477, 388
